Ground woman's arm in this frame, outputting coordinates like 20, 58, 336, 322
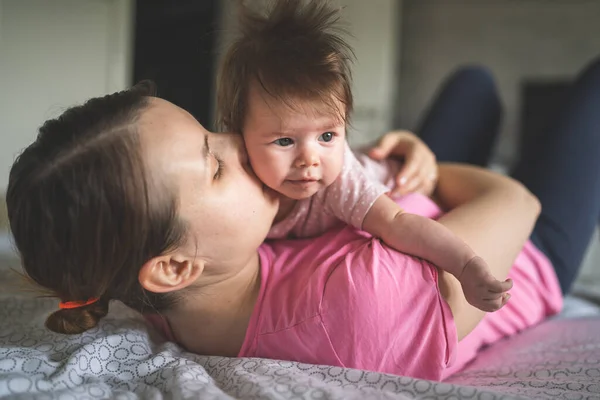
432, 163, 541, 340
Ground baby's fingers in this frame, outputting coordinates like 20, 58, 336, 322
482, 291, 505, 301
487, 278, 513, 293
481, 293, 511, 312
499, 292, 511, 308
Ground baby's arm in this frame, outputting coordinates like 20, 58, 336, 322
326, 145, 510, 312
363, 195, 512, 312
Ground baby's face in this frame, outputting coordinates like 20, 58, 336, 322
242, 85, 346, 200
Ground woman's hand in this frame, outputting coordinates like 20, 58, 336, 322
367, 130, 437, 197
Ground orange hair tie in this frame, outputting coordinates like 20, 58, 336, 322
59, 298, 100, 310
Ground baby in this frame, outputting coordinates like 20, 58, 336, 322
217, 0, 512, 312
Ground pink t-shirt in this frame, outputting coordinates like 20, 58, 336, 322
267, 143, 390, 239
147, 194, 563, 381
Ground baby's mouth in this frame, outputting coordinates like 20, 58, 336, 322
288, 176, 319, 182
286, 178, 320, 186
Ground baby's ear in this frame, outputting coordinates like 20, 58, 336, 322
139, 254, 204, 293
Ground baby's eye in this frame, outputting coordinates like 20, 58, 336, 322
319, 132, 335, 142
274, 138, 293, 147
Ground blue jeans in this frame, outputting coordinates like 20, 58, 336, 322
412, 59, 600, 294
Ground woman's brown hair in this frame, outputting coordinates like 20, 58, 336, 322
216, 0, 355, 132
6, 83, 187, 334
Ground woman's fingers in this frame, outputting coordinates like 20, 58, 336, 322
393, 159, 419, 194
368, 132, 408, 161
396, 155, 437, 196
366, 130, 438, 196
392, 158, 438, 196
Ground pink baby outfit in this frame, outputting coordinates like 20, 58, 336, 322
147, 193, 562, 380
267, 143, 391, 239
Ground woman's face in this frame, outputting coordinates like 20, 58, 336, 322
139, 98, 279, 268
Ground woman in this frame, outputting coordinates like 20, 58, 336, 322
7, 57, 600, 380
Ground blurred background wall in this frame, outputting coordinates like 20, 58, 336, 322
397, 0, 600, 168
0, 0, 133, 192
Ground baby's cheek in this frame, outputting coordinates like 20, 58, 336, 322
248, 149, 281, 186
245, 145, 268, 169
324, 154, 344, 184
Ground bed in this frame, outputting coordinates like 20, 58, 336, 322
2, 235, 600, 400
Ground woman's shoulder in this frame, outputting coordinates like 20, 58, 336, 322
257, 222, 442, 329
257, 193, 444, 326
322, 238, 457, 378
254, 226, 456, 379
243, 227, 376, 358
257, 226, 377, 326
320, 237, 441, 316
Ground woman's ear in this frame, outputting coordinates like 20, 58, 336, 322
139, 254, 204, 293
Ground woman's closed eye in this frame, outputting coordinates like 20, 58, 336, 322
213, 156, 223, 180
273, 138, 294, 147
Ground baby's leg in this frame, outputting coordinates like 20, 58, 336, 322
415, 66, 502, 166
511, 56, 600, 294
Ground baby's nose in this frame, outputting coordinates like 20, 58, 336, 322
295, 148, 319, 168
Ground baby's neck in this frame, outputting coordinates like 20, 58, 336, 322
164, 252, 262, 357
274, 195, 298, 223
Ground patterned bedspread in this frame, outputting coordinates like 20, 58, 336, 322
2, 253, 600, 399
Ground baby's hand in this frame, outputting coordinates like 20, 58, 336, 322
458, 256, 513, 312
